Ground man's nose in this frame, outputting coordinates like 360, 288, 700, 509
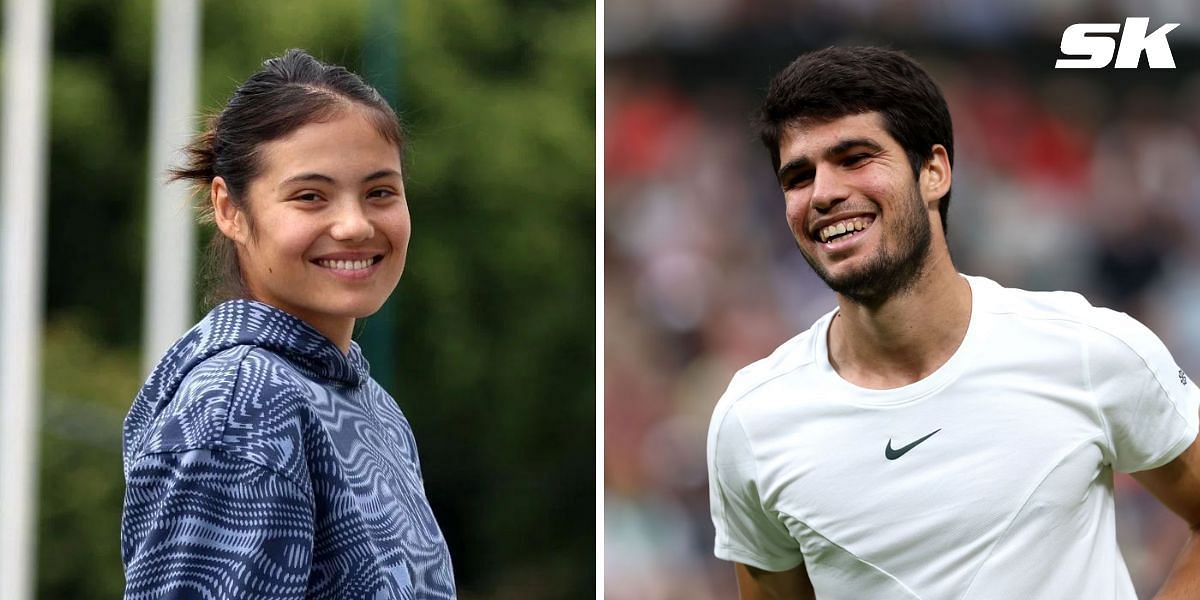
809, 164, 849, 212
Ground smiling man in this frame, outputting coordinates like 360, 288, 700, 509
706, 46, 1200, 599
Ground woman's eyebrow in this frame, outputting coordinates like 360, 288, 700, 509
281, 169, 401, 186
362, 169, 402, 182
281, 172, 335, 186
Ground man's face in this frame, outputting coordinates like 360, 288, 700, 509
775, 112, 935, 305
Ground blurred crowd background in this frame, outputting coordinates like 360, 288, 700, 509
604, 1, 1200, 598
19, 0, 594, 598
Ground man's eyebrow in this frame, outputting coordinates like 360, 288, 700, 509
280, 169, 402, 186
827, 137, 884, 157
776, 137, 885, 182
777, 157, 812, 183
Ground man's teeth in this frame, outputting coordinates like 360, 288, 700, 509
819, 219, 870, 243
317, 258, 373, 270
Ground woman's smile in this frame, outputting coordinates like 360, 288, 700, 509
216, 106, 410, 349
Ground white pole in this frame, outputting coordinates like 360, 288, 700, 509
143, 0, 199, 375
0, 0, 52, 597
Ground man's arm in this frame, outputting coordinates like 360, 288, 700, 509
734, 562, 815, 600
1131, 434, 1200, 600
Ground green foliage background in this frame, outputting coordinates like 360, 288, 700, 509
36, 0, 595, 598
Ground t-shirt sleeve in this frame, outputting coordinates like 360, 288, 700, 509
707, 403, 805, 571
121, 448, 315, 599
1084, 309, 1200, 474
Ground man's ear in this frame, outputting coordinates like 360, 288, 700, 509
920, 144, 952, 210
211, 176, 249, 245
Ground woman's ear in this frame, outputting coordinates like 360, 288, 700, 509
211, 177, 249, 245
920, 144, 952, 210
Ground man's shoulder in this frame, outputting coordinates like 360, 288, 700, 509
972, 275, 1170, 374
973, 275, 1097, 323
974, 276, 1148, 340
711, 312, 832, 426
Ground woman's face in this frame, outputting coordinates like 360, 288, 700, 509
213, 106, 409, 347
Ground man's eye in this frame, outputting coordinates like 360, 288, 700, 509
844, 154, 869, 166
784, 173, 813, 190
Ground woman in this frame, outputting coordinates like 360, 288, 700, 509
121, 49, 456, 599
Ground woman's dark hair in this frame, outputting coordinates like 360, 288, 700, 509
170, 48, 404, 306
757, 46, 954, 232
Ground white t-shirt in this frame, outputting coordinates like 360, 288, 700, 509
707, 275, 1200, 600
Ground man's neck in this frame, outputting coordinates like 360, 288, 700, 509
827, 253, 972, 389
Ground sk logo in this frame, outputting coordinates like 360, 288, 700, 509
1183, 369, 1190, 386
1056, 18, 1179, 69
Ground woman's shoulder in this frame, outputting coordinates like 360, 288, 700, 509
127, 345, 320, 483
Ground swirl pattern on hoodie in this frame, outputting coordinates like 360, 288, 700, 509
122, 300, 456, 599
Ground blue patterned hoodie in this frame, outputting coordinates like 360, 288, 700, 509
122, 300, 456, 599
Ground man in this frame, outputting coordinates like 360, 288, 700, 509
706, 46, 1200, 599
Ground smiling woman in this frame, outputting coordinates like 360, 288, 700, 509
120, 49, 455, 599
210, 107, 410, 351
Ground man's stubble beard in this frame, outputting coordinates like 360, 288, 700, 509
797, 183, 933, 307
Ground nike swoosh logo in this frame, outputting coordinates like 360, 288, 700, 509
885, 429, 941, 460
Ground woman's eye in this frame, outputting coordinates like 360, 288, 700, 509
367, 188, 397, 200
295, 192, 322, 203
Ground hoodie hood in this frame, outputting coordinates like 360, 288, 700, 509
124, 299, 371, 472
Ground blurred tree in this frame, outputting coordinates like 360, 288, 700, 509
36, 321, 138, 600
37, 0, 594, 598
397, 1, 595, 596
